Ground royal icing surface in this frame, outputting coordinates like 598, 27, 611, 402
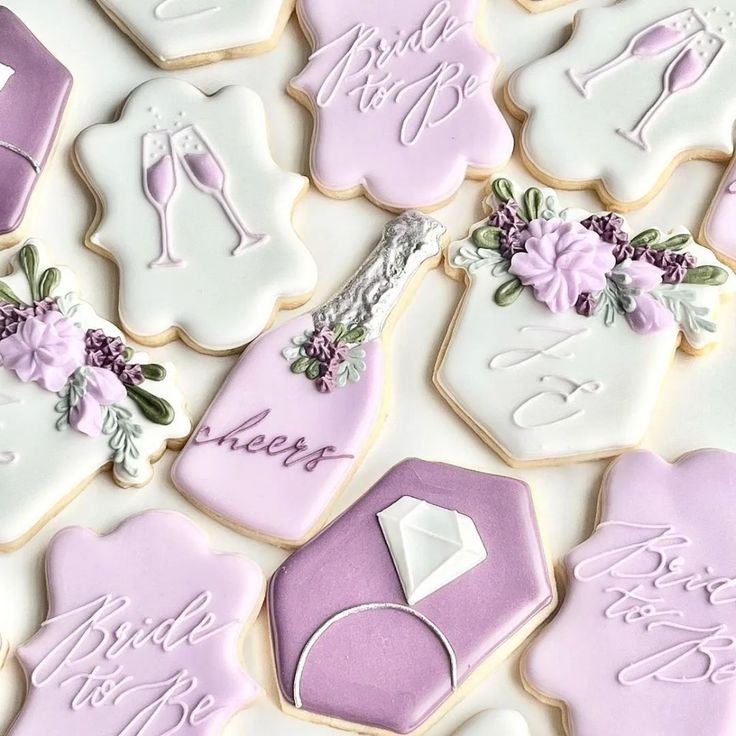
95, 0, 293, 66
173, 212, 445, 545
0, 242, 191, 549
9, 510, 264, 736
436, 178, 735, 465
525, 449, 736, 736
452, 709, 531, 736
508, 1, 736, 208
75, 79, 317, 353
702, 151, 736, 266
269, 459, 553, 734
0, 7, 71, 239
290, 0, 513, 210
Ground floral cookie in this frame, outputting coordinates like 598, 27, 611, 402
435, 178, 735, 467
75, 79, 317, 354
94, 0, 295, 68
524, 449, 736, 736
173, 212, 445, 547
506, 1, 736, 211
452, 710, 531, 736
0, 7, 71, 247
269, 459, 555, 735
290, 0, 514, 211
7, 510, 265, 736
701, 151, 736, 268
0, 242, 190, 550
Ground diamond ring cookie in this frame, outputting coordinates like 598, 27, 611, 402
7, 510, 265, 736
0, 241, 191, 551
0, 7, 72, 248
524, 449, 736, 736
173, 212, 446, 548
506, 1, 736, 211
75, 79, 317, 355
701, 150, 736, 268
435, 178, 735, 467
290, 0, 514, 211
94, 0, 296, 69
268, 458, 556, 735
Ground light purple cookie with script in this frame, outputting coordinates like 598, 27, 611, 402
0, 7, 72, 246
290, 0, 513, 211
524, 449, 736, 736
269, 458, 556, 735
7, 510, 265, 736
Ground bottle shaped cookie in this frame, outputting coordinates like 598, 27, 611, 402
173, 211, 445, 546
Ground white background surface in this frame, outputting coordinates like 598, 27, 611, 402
1, 0, 735, 734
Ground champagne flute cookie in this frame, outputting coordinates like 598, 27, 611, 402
506, 1, 736, 211
7, 510, 265, 736
75, 79, 317, 355
435, 178, 735, 467
289, 0, 514, 212
173, 211, 446, 547
701, 149, 736, 268
0, 241, 191, 551
268, 458, 555, 735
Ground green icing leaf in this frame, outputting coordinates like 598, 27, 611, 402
494, 277, 524, 306
126, 385, 175, 425
122, 347, 134, 362
141, 364, 167, 381
290, 356, 311, 374
652, 233, 690, 251
305, 358, 322, 380
682, 265, 729, 286
492, 178, 514, 203
331, 323, 347, 342
19, 243, 40, 301
39, 268, 61, 299
472, 225, 501, 250
0, 280, 22, 306
343, 326, 367, 344
630, 229, 659, 247
523, 188, 544, 221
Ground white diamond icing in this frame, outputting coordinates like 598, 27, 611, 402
377, 495, 487, 605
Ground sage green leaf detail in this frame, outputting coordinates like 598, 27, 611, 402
122, 347, 134, 362
344, 326, 367, 344
39, 268, 61, 299
472, 225, 501, 250
126, 385, 175, 425
653, 233, 690, 251
305, 358, 322, 380
331, 323, 347, 342
0, 280, 22, 306
630, 229, 659, 247
523, 188, 544, 221
494, 277, 524, 306
20, 243, 40, 300
682, 265, 729, 286
290, 356, 311, 374
141, 364, 167, 381
492, 178, 514, 204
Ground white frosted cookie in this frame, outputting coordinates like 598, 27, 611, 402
506, 1, 736, 210
435, 178, 735, 467
94, 0, 295, 68
452, 710, 531, 736
514, 0, 573, 14
75, 78, 317, 355
701, 150, 736, 269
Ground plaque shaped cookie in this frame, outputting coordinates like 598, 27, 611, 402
506, 1, 736, 210
75, 79, 317, 354
435, 178, 735, 467
701, 150, 736, 269
7, 510, 265, 736
290, 0, 514, 211
95, 0, 295, 68
268, 458, 555, 735
524, 449, 736, 736
0, 7, 72, 247
0, 242, 191, 550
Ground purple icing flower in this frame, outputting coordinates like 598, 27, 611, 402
510, 219, 616, 313
304, 328, 336, 362
575, 293, 597, 317
0, 311, 86, 391
70, 366, 127, 437
625, 294, 675, 334
0, 298, 59, 340
581, 213, 629, 250
489, 201, 526, 259
315, 343, 350, 393
84, 328, 144, 386
616, 259, 664, 291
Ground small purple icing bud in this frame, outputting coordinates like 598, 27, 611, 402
574, 292, 597, 317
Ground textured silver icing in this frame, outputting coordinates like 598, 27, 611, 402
313, 211, 446, 341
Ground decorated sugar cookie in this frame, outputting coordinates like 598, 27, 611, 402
75, 79, 317, 354
7, 510, 264, 736
269, 458, 555, 735
452, 710, 531, 736
173, 212, 445, 547
0, 241, 190, 550
0, 8, 72, 247
701, 151, 736, 268
290, 0, 514, 211
524, 449, 736, 736
94, 0, 295, 68
435, 178, 735, 467
506, 1, 736, 211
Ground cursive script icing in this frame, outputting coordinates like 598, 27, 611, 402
193, 409, 355, 471
307, 0, 483, 145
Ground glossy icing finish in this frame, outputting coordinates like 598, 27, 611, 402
452, 709, 531, 736
525, 449, 736, 736
269, 458, 554, 734
8, 510, 264, 735
702, 152, 736, 266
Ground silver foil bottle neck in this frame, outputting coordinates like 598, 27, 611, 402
313, 211, 446, 342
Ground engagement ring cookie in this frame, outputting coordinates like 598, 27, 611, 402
269, 458, 555, 735
173, 212, 445, 547
524, 449, 736, 736
702, 151, 736, 268
0, 241, 190, 550
7, 510, 265, 736
290, 0, 513, 211
435, 178, 735, 467
75, 79, 317, 354
506, 2, 736, 211
94, 0, 295, 68
0, 7, 71, 247
453, 710, 531, 736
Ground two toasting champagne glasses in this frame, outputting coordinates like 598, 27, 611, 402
142, 126, 267, 268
